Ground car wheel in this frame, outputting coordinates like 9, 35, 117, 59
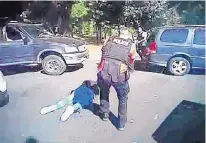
168, 57, 191, 76
0, 95, 9, 107
42, 55, 67, 75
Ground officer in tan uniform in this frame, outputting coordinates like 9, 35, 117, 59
97, 27, 136, 131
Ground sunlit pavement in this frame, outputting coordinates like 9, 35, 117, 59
0, 45, 205, 143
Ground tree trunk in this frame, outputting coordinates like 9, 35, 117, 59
96, 25, 99, 44
117, 24, 120, 36
55, 1, 73, 37
67, 2, 73, 37
44, 2, 58, 26
96, 24, 102, 45
104, 30, 107, 39
62, 18, 70, 37
99, 25, 102, 43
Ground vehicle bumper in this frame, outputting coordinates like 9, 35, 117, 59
148, 54, 170, 67
62, 50, 89, 65
0, 90, 9, 106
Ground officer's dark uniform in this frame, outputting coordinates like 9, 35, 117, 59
137, 32, 146, 47
97, 36, 134, 130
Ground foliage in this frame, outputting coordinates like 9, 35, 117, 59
13, 0, 205, 41
123, 0, 169, 29
86, 1, 126, 43
151, 3, 181, 29
81, 21, 95, 36
21, 1, 74, 36
102, 25, 117, 37
71, 2, 89, 20
128, 27, 136, 35
169, 1, 205, 25
87, 1, 107, 24
71, 2, 89, 35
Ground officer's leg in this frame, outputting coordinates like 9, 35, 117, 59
113, 81, 130, 130
98, 78, 111, 120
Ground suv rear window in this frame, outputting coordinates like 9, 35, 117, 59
160, 29, 189, 43
193, 28, 205, 45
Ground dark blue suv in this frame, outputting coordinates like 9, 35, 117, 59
148, 25, 205, 76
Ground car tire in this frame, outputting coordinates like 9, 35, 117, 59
42, 55, 67, 75
167, 57, 191, 76
0, 95, 9, 107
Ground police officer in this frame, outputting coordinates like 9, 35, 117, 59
97, 27, 136, 131
136, 26, 148, 60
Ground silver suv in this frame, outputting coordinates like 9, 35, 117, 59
0, 22, 89, 75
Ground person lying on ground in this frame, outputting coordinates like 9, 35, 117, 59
40, 80, 99, 122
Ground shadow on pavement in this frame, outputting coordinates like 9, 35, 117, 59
0, 65, 41, 76
1, 63, 84, 76
92, 103, 100, 117
25, 137, 39, 143
92, 103, 118, 129
134, 60, 205, 75
41, 63, 84, 75
134, 60, 168, 74
65, 63, 84, 72
152, 100, 205, 143
189, 69, 205, 75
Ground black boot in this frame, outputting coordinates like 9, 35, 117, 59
99, 112, 109, 121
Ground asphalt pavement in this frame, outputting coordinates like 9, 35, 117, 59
0, 45, 205, 143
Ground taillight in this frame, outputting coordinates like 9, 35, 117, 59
149, 41, 157, 54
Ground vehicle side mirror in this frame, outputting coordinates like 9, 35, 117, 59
23, 36, 29, 45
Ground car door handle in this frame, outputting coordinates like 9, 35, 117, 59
165, 45, 173, 46
165, 44, 182, 46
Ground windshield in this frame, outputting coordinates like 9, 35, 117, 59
21, 25, 54, 38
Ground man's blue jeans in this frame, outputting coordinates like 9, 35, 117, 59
98, 78, 130, 128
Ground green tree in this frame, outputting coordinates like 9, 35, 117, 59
123, 1, 170, 29
150, 3, 181, 29
86, 1, 126, 44
71, 2, 89, 35
169, 1, 205, 25
86, 1, 107, 44
53, 1, 74, 37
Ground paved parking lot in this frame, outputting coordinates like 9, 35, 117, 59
0, 45, 205, 143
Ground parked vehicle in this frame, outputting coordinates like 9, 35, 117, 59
0, 71, 9, 107
0, 21, 89, 75
147, 25, 205, 76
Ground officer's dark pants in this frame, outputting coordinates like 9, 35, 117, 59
136, 45, 146, 60
98, 78, 130, 127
